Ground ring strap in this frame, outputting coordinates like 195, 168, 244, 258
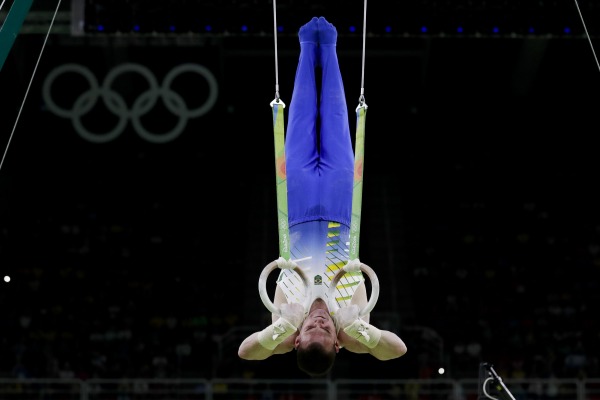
270, 99, 290, 260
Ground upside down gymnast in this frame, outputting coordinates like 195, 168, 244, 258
238, 16, 407, 378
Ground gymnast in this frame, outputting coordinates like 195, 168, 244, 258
238, 16, 407, 378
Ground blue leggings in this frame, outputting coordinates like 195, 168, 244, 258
285, 34, 354, 228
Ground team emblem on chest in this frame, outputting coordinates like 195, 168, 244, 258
314, 274, 322, 285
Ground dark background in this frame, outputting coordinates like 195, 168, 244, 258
0, 0, 599, 381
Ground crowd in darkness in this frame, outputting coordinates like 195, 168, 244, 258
1, 147, 600, 383
401, 153, 600, 382
416, 204, 599, 380
0, 197, 225, 380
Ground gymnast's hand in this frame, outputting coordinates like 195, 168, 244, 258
334, 304, 382, 349
256, 302, 304, 351
334, 304, 360, 332
280, 302, 305, 329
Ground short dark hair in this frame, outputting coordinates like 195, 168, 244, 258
296, 341, 336, 378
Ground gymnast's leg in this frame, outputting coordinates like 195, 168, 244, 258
317, 16, 354, 228
285, 17, 321, 227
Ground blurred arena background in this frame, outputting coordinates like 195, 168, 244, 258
1, 1, 599, 399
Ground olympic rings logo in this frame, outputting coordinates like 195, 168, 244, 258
42, 63, 219, 143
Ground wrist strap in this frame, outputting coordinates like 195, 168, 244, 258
343, 319, 382, 349
257, 317, 297, 350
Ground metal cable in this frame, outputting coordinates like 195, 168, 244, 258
359, 0, 367, 105
273, 0, 280, 102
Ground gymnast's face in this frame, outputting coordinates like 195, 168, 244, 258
295, 306, 339, 352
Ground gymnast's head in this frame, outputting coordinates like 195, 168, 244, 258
294, 298, 340, 377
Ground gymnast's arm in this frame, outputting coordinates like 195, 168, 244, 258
238, 286, 298, 360
337, 282, 408, 361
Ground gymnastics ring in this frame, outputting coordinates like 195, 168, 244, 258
259, 259, 312, 316
328, 262, 379, 318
